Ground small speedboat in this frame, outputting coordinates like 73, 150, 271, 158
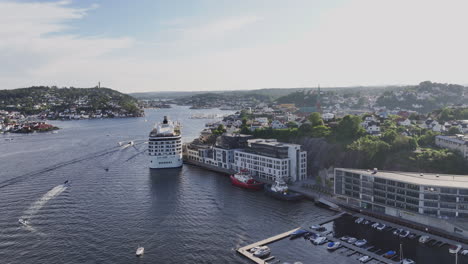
399, 230, 410, 238
376, 223, 386, 231
64, 180, 69, 185
401, 259, 416, 264
253, 246, 270, 258
289, 229, 309, 240
355, 239, 367, 247
461, 249, 468, 256
313, 236, 327, 245
358, 255, 371, 262
310, 225, 326, 232
340, 236, 350, 241
363, 220, 371, 225
18, 218, 29, 226
383, 250, 396, 258
327, 241, 341, 250
393, 228, 403, 236
408, 233, 417, 239
355, 217, 364, 224
347, 237, 357, 244
371, 222, 378, 228
419, 235, 430, 244
449, 244, 462, 254
136, 246, 144, 256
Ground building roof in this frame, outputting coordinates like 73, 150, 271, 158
337, 168, 468, 189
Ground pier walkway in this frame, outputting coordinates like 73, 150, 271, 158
237, 228, 300, 264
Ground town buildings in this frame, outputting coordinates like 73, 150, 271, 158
185, 134, 307, 182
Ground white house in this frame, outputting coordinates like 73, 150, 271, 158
398, 119, 412, 126
271, 120, 287, 129
322, 112, 335, 121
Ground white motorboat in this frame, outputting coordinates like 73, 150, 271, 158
347, 237, 357, 244
376, 223, 386, 231
136, 246, 144, 256
355, 239, 367, 247
371, 223, 379, 228
419, 235, 430, 244
393, 228, 403, 236
253, 246, 271, 258
340, 236, 350, 241
401, 259, 415, 264
355, 217, 364, 224
18, 218, 29, 226
326, 241, 341, 250
461, 249, 468, 256
358, 255, 371, 262
399, 230, 410, 238
449, 244, 462, 254
313, 236, 327, 245
363, 220, 371, 225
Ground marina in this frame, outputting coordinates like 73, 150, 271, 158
237, 210, 468, 264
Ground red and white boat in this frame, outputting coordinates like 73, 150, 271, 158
230, 170, 264, 190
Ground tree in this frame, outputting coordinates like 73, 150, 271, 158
310, 125, 331, 138
334, 115, 365, 143
287, 121, 298, 128
308, 112, 323, 127
298, 123, 313, 136
448, 126, 461, 135
212, 124, 226, 135
381, 129, 398, 144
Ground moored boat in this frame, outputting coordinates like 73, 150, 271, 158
264, 178, 303, 201
289, 229, 309, 240
312, 236, 327, 245
449, 244, 462, 254
401, 259, 415, 264
230, 170, 264, 190
252, 246, 271, 258
327, 241, 341, 250
419, 235, 430, 244
383, 250, 396, 258
355, 239, 367, 247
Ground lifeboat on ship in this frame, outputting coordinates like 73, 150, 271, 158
230, 170, 264, 190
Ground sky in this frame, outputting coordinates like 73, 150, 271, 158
1, 0, 468, 93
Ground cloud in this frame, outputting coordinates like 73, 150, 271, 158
177, 15, 263, 41
0, 1, 132, 88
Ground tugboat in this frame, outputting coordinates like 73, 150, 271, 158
264, 178, 303, 201
230, 169, 264, 190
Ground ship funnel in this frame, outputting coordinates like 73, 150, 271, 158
163, 116, 168, 124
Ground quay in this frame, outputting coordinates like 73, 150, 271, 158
236, 228, 300, 264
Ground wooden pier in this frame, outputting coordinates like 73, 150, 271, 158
236, 228, 300, 264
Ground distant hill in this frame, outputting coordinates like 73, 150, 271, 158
0, 86, 142, 116
376, 81, 468, 113
130, 86, 390, 100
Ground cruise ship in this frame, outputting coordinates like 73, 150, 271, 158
148, 116, 183, 169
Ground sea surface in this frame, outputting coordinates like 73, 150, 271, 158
1, 106, 461, 264
0, 106, 339, 264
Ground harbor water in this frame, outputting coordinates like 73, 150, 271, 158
0, 106, 337, 263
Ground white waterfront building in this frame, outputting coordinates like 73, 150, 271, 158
334, 168, 468, 218
232, 139, 307, 182
185, 135, 307, 182
148, 116, 183, 169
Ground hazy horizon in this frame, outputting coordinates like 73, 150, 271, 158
2, 0, 468, 93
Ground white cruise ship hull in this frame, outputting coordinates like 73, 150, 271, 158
149, 154, 183, 169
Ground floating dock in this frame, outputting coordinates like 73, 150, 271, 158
236, 227, 300, 264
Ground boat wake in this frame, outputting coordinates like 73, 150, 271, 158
20, 184, 68, 232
